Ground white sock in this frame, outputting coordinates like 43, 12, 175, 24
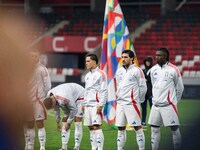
90, 130, 97, 150
172, 128, 181, 150
24, 126, 28, 148
62, 122, 70, 150
38, 128, 46, 148
95, 129, 104, 150
117, 130, 126, 150
74, 122, 83, 148
136, 128, 145, 150
27, 128, 35, 150
151, 127, 160, 150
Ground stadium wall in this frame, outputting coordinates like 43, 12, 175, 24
182, 78, 200, 99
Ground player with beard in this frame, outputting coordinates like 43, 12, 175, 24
115, 50, 147, 150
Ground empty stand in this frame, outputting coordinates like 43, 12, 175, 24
134, 11, 200, 76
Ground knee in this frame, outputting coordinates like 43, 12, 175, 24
134, 126, 142, 131
151, 126, 160, 133
118, 126, 126, 131
36, 120, 44, 128
171, 125, 179, 131
93, 125, 101, 130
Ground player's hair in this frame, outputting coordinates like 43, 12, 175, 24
157, 47, 169, 61
122, 50, 135, 58
86, 53, 98, 64
43, 97, 54, 109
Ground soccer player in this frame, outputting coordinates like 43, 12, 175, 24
43, 83, 85, 150
148, 48, 184, 150
84, 54, 108, 150
24, 49, 51, 150
115, 50, 147, 150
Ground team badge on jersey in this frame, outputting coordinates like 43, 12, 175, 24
163, 72, 169, 81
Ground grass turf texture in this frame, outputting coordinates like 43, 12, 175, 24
29, 99, 200, 150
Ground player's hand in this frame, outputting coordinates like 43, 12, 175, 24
56, 122, 61, 132
65, 123, 71, 131
96, 106, 103, 114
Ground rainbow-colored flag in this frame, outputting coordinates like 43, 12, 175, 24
100, 0, 138, 128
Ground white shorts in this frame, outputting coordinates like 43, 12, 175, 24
83, 106, 103, 126
148, 104, 180, 127
27, 99, 47, 121
115, 104, 142, 127
63, 103, 84, 118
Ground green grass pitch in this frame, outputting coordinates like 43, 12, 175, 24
31, 99, 200, 150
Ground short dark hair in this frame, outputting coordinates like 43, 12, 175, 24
43, 97, 54, 109
86, 53, 98, 64
157, 47, 169, 61
122, 50, 135, 58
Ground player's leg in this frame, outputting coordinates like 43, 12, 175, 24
36, 120, 46, 150
126, 104, 145, 150
161, 105, 181, 150
84, 106, 97, 150
151, 125, 161, 150
148, 105, 162, 150
171, 126, 181, 150
73, 103, 84, 150
26, 121, 35, 150
117, 127, 126, 150
93, 125, 104, 150
24, 124, 28, 150
134, 126, 145, 150
73, 117, 83, 150
92, 107, 104, 150
116, 105, 127, 150
35, 99, 47, 150
89, 126, 97, 150
60, 116, 70, 150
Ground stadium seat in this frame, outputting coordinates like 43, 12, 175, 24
189, 71, 196, 77
175, 55, 182, 63
182, 71, 189, 77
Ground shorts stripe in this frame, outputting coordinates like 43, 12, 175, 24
99, 112, 103, 121
96, 92, 99, 102
38, 98, 47, 120
167, 89, 178, 115
36, 88, 47, 119
131, 89, 140, 117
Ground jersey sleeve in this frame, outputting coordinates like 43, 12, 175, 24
99, 71, 108, 107
174, 68, 184, 102
42, 67, 51, 95
54, 104, 61, 123
136, 67, 147, 103
66, 100, 78, 124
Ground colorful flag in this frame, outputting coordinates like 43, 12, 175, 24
100, 0, 138, 128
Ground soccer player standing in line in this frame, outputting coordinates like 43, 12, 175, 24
43, 83, 85, 150
115, 50, 147, 150
148, 48, 184, 150
83, 54, 108, 150
24, 49, 51, 150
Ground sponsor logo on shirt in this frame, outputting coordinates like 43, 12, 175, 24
153, 72, 158, 79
